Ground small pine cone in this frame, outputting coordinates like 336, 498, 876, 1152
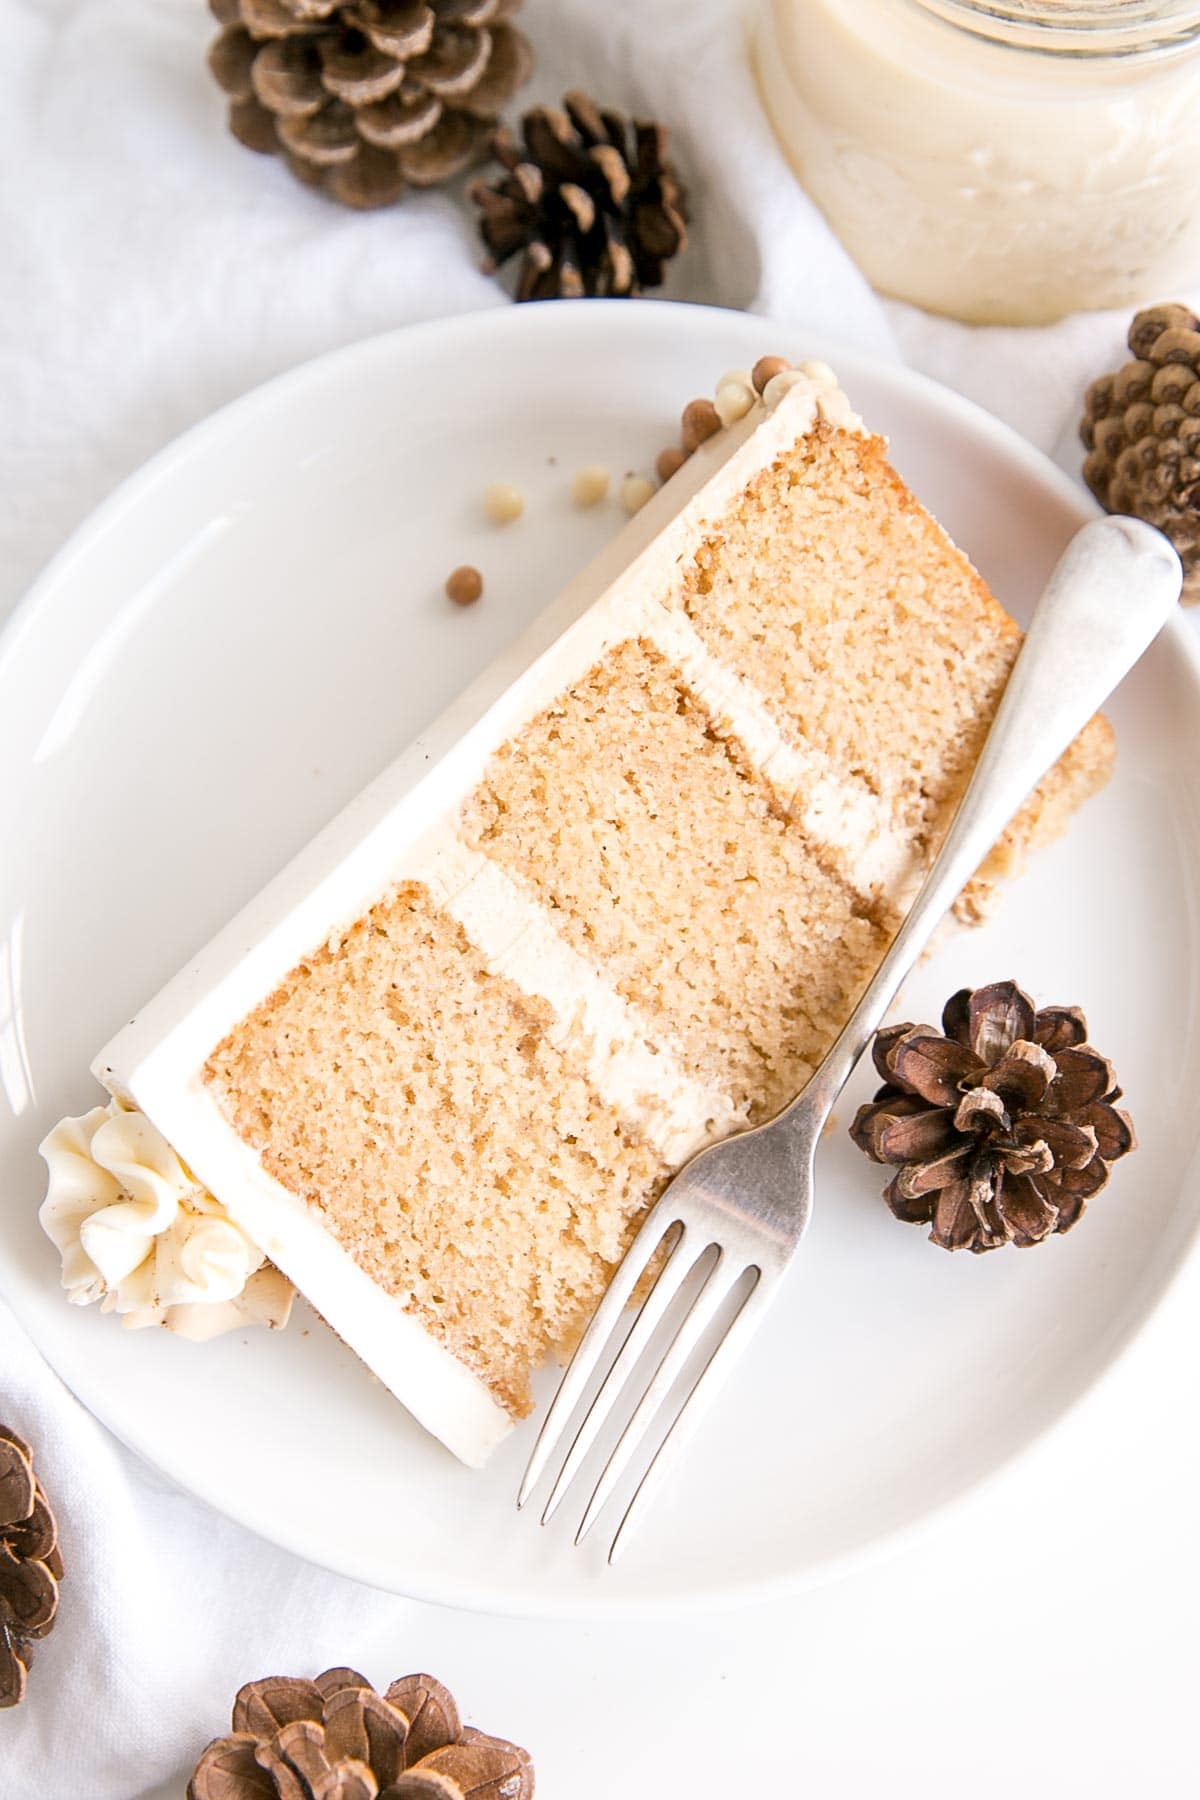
0, 1426, 64, 1709
469, 89, 688, 300
1081, 302, 1200, 601
188, 1667, 535, 1798
850, 980, 1135, 1254
207, 0, 534, 210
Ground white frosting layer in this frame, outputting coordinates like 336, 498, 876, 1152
89, 371, 893, 1466
646, 606, 919, 897
419, 831, 745, 1162
38, 1101, 293, 1338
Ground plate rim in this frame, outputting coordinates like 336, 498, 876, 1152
5, 297, 1200, 1618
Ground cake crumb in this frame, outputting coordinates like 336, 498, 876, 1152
483, 481, 523, 524
446, 565, 483, 606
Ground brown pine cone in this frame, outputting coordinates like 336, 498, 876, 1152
188, 1666, 535, 1799
0, 1425, 64, 1709
207, 0, 534, 210
469, 89, 688, 300
849, 980, 1134, 1254
1081, 302, 1200, 601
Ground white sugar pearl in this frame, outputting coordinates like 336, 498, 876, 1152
716, 367, 753, 393
762, 369, 810, 411
570, 464, 610, 507
483, 481, 524, 524
714, 379, 756, 427
798, 358, 838, 389
619, 473, 656, 515
817, 387, 857, 428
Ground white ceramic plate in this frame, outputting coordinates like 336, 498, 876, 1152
3, 301, 1200, 1618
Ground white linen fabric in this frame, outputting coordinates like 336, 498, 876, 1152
2, 2, 1197, 1795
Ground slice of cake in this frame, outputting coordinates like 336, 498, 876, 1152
40, 358, 1113, 1465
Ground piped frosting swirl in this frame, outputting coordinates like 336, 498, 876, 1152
38, 1100, 292, 1339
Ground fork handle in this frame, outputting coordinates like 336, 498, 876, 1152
788, 515, 1181, 1132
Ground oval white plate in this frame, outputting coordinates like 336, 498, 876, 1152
3, 301, 1199, 1618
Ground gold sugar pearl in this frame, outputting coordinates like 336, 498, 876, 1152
680, 397, 722, 454
752, 354, 791, 394
656, 445, 687, 483
445, 565, 483, 606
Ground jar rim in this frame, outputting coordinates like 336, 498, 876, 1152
908, 0, 1200, 56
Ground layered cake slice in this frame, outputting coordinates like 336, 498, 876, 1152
40, 359, 1113, 1464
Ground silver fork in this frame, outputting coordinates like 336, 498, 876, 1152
518, 515, 1182, 1563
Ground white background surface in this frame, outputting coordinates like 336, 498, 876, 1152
3, 1, 1199, 1794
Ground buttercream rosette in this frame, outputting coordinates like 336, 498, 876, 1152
39, 1100, 292, 1340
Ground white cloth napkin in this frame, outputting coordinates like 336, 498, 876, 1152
2, 2, 1196, 1793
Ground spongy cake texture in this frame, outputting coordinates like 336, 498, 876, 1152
204, 416, 1114, 1425
461, 637, 887, 1123
205, 882, 665, 1417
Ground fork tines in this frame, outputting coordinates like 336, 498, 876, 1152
518, 1201, 766, 1564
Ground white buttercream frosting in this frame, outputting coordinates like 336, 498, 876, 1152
419, 831, 746, 1161
38, 1101, 293, 1338
644, 605, 918, 897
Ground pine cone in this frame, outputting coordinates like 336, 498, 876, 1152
0, 1426, 64, 1709
207, 0, 533, 210
469, 89, 688, 300
1081, 302, 1200, 601
189, 1667, 535, 1799
849, 981, 1135, 1254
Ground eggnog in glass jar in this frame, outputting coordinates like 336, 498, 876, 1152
755, 0, 1200, 323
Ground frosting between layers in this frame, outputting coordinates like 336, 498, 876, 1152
419, 831, 744, 1161
641, 605, 920, 898
395, 606, 918, 1171
39, 1101, 293, 1337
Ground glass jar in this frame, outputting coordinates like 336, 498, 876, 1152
754, 1, 1200, 324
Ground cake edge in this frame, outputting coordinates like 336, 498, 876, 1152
97, 1060, 514, 1467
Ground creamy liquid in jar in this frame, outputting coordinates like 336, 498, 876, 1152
755, 0, 1200, 323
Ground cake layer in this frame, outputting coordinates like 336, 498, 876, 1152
462, 637, 888, 1124
204, 880, 665, 1419
671, 427, 1018, 848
